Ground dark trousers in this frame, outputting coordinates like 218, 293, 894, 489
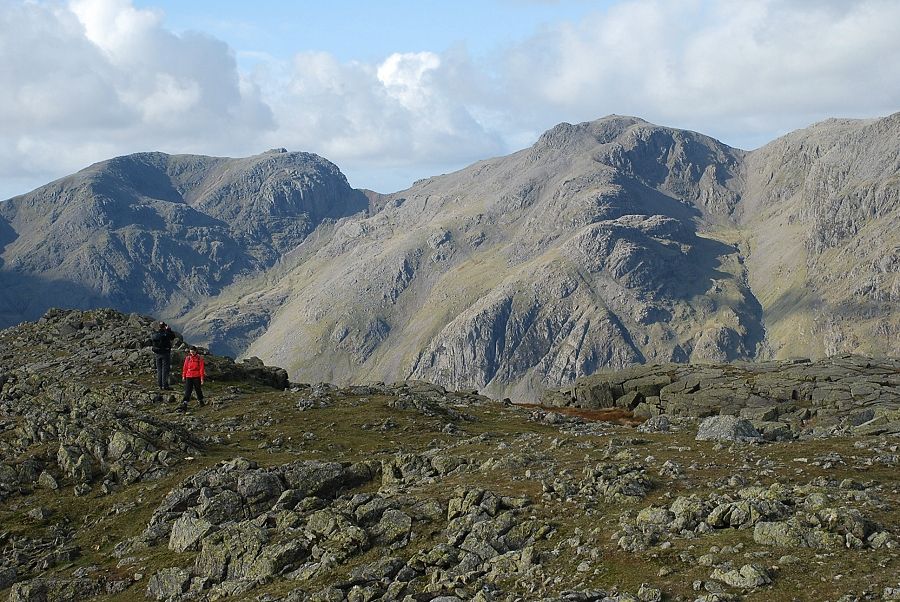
154, 353, 171, 388
183, 377, 204, 403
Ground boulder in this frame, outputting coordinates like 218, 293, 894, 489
615, 390, 644, 410
281, 460, 376, 499
168, 515, 215, 553
636, 506, 674, 527
637, 415, 671, 433
369, 509, 412, 546
753, 521, 803, 547
146, 568, 190, 601
710, 564, 772, 589
194, 523, 269, 582
696, 416, 761, 442
8, 578, 103, 602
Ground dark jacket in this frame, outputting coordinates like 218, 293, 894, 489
151, 329, 176, 354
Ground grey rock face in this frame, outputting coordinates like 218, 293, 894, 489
168, 515, 215, 553
0, 150, 368, 338
227, 116, 765, 400
743, 113, 900, 360
145, 568, 190, 600
234, 114, 896, 400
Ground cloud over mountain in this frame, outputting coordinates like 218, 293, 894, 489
0, 0, 272, 192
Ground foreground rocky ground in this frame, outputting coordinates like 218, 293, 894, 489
0, 309, 898, 602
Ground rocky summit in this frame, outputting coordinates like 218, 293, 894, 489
0, 149, 368, 326
1, 114, 897, 402
0, 309, 898, 601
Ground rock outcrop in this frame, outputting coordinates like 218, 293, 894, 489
547, 355, 900, 439
0, 309, 898, 601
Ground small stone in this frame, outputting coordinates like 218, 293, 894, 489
777, 555, 800, 565
37, 471, 58, 490
637, 583, 662, 602
27, 506, 52, 520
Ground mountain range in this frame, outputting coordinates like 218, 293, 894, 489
1, 113, 897, 400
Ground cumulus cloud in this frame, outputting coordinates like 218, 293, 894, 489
1, 0, 898, 198
0, 0, 272, 195
498, 0, 900, 147
262, 49, 505, 180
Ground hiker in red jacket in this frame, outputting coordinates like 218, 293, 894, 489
179, 346, 206, 411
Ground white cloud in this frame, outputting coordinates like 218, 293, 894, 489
0, 0, 272, 195
497, 0, 900, 147
69, 0, 160, 58
264, 50, 505, 179
376, 51, 441, 111
0, 0, 898, 198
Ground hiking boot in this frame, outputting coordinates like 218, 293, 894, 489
199, 398, 206, 407
177, 403, 188, 412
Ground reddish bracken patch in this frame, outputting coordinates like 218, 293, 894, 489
520, 404, 644, 427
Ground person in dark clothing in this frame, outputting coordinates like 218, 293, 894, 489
150, 321, 176, 390
180, 346, 206, 411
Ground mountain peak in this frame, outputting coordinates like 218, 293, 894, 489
0, 114, 896, 404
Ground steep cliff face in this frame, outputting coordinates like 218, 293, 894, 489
742, 114, 900, 358
197, 116, 763, 400
0, 149, 368, 325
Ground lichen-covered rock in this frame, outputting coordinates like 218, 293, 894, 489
710, 564, 772, 589
168, 515, 215, 553
370, 509, 412, 547
146, 568, 190, 601
194, 523, 269, 581
752, 517, 799, 545
696, 416, 761, 442
636, 506, 675, 527
8, 578, 103, 602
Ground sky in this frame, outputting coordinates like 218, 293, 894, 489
1, 0, 899, 199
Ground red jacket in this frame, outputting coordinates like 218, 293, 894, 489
183, 354, 205, 379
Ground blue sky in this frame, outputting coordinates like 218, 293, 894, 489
134, 1, 611, 64
1, 0, 899, 197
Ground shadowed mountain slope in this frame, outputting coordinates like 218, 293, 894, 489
0, 149, 368, 324
741, 114, 899, 359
